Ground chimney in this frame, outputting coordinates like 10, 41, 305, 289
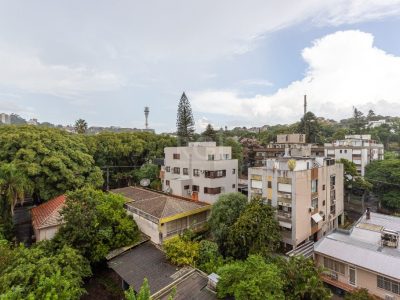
366, 207, 371, 220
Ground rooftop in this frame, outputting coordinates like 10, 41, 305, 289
108, 241, 191, 294
112, 187, 210, 220
314, 212, 400, 280
31, 195, 66, 230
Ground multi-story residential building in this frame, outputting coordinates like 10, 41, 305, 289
252, 134, 324, 167
248, 157, 344, 250
161, 142, 238, 204
324, 135, 384, 176
314, 210, 400, 299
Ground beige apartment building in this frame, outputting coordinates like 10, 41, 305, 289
324, 134, 384, 176
248, 157, 344, 250
314, 211, 400, 299
161, 142, 238, 204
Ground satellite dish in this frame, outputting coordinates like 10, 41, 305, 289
140, 178, 150, 187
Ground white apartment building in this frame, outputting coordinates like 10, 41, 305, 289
161, 142, 238, 204
0, 113, 11, 124
324, 135, 384, 176
314, 211, 400, 299
248, 157, 344, 250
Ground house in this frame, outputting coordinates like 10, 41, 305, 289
112, 187, 211, 244
248, 157, 344, 251
31, 195, 66, 241
314, 211, 400, 299
161, 142, 238, 204
108, 241, 216, 300
324, 135, 384, 176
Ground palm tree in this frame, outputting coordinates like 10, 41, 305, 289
0, 163, 32, 216
74, 119, 88, 134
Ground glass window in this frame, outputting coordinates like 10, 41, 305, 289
193, 169, 200, 176
268, 181, 272, 188
192, 185, 199, 192
173, 153, 180, 159
165, 166, 170, 172
173, 167, 180, 174
183, 168, 188, 175
232, 169, 236, 174
208, 154, 215, 160
349, 267, 356, 286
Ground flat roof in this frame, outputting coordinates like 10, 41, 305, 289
314, 212, 400, 280
112, 187, 210, 220
108, 241, 192, 294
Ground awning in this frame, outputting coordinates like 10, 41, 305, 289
311, 213, 323, 223
279, 221, 292, 229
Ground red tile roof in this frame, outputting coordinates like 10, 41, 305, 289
31, 195, 66, 230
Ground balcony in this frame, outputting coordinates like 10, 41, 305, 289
278, 197, 292, 206
278, 177, 292, 184
330, 205, 336, 215
277, 211, 292, 222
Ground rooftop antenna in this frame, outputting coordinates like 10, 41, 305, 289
144, 106, 149, 129
304, 94, 307, 116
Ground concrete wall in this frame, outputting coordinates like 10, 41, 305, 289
36, 225, 60, 242
127, 211, 161, 244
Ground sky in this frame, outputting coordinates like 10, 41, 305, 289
1, 1, 400, 132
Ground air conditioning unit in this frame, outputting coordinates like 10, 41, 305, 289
384, 295, 395, 300
330, 272, 338, 280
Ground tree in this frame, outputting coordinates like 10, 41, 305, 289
0, 126, 103, 201
202, 124, 217, 141
277, 256, 331, 300
345, 288, 373, 300
298, 112, 321, 143
0, 243, 91, 299
217, 255, 285, 300
163, 235, 199, 266
350, 107, 367, 134
0, 163, 32, 216
208, 193, 248, 256
367, 109, 376, 121
55, 188, 140, 263
197, 240, 225, 274
125, 278, 151, 300
74, 119, 88, 134
176, 92, 195, 145
365, 156, 400, 211
226, 198, 280, 259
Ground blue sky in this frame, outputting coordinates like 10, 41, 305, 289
0, 1, 400, 132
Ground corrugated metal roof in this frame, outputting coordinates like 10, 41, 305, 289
314, 236, 400, 279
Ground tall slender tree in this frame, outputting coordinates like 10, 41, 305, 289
202, 124, 216, 141
74, 119, 88, 134
0, 163, 32, 216
176, 92, 195, 145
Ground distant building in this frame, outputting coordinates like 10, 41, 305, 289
314, 211, 400, 299
27, 118, 38, 125
324, 135, 384, 176
252, 134, 324, 167
248, 157, 344, 250
161, 142, 238, 204
112, 187, 211, 244
31, 195, 66, 241
0, 113, 11, 124
368, 119, 386, 128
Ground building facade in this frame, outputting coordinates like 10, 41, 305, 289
324, 135, 384, 176
0, 113, 11, 124
112, 187, 211, 244
161, 142, 238, 204
314, 212, 400, 299
248, 157, 344, 250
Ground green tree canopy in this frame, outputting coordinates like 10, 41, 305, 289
298, 111, 321, 143
163, 235, 199, 267
176, 92, 195, 145
344, 288, 373, 300
217, 255, 285, 300
0, 243, 91, 300
197, 240, 225, 274
74, 118, 88, 134
55, 188, 140, 263
226, 198, 280, 259
208, 193, 248, 256
0, 126, 103, 201
202, 124, 217, 141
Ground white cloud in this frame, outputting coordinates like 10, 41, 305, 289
0, 45, 124, 97
240, 79, 273, 87
192, 30, 400, 124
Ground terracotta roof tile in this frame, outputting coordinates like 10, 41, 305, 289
31, 195, 66, 230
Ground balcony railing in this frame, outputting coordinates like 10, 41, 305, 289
278, 197, 292, 205
278, 177, 292, 184
165, 220, 207, 238
277, 211, 292, 221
